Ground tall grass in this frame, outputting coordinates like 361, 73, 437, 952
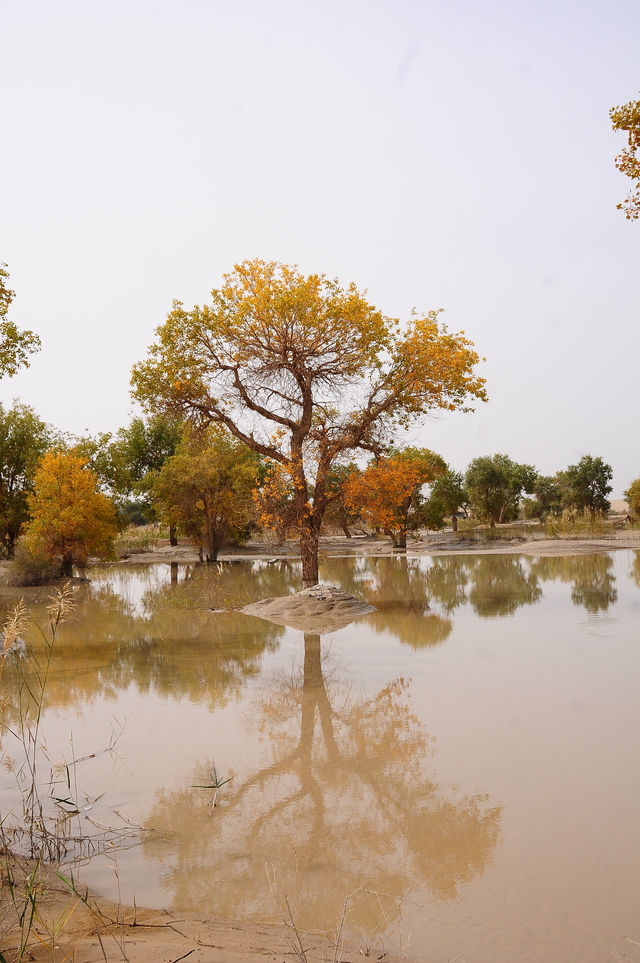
114, 522, 168, 556
0, 585, 144, 959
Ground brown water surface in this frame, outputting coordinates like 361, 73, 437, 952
1, 551, 639, 962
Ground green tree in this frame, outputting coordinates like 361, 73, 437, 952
0, 402, 51, 557
76, 414, 184, 537
131, 259, 486, 585
610, 98, 640, 220
624, 478, 640, 517
465, 454, 536, 527
561, 455, 613, 519
533, 474, 563, 517
23, 451, 118, 577
152, 427, 261, 562
0, 263, 41, 378
108, 414, 183, 539
430, 469, 467, 532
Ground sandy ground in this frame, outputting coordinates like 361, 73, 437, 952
241, 583, 376, 632
116, 525, 640, 567
1, 858, 408, 962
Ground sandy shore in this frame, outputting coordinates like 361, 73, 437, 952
119, 527, 640, 566
1, 858, 410, 962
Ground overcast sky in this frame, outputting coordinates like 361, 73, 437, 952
2, 0, 639, 495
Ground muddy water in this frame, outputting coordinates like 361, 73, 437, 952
1, 551, 639, 962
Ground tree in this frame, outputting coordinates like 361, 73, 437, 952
343, 447, 447, 547
108, 414, 183, 539
430, 469, 467, 532
152, 427, 261, 562
322, 462, 364, 537
532, 474, 563, 518
76, 414, 184, 537
0, 263, 41, 378
253, 460, 299, 543
465, 454, 536, 527
0, 402, 51, 557
610, 99, 640, 220
561, 454, 613, 519
131, 259, 486, 585
23, 451, 118, 576
624, 478, 640, 517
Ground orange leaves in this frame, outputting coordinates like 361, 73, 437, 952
343, 449, 446, 541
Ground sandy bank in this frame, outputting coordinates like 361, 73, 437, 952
241, 582, 375, 632
118, 527, 640, 566
1, 858, 410, 961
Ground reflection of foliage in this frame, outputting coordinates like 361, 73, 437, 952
424, 556, 470, 612
324, 555, 453, 647
326, 554, 543, 629
143, 633, 502, 930
464, 555, 542, 618
3, 569, 283, 715
531, 554, 618, 614
632, 551, 640, 588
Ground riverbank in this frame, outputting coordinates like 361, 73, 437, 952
118, 525, 640, 566
1, 856, 410, 962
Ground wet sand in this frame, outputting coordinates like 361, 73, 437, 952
119, 527, 640, 565
1, 858, 410, 962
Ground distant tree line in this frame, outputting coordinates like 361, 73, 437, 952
0, 257, 636, 583
2, 394, 633, 583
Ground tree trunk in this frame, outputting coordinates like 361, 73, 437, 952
452, 514, 458, 532
300, 525, 319, 587
170, 562, 178, 583
341, 519, 352, 538
61, 553, 73, 578
169, 525, 178, 547
396, 531, 407, 549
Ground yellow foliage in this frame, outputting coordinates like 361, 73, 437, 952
24, 451, 117, 574
131, 259, 487, 580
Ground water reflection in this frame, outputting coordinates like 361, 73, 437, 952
531, 554, 618, 614
144, 630, 503, 930
633, 551, 640, 588
335, 554, 618, 626
6, 577, 284, 714
326, 556, 453, 647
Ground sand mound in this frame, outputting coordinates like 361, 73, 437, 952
240, 583, 375, 632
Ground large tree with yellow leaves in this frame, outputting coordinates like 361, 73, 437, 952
132, 259, 486, 585
24, 451, 117, 577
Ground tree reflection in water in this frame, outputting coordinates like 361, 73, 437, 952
531, 554, 618, 614
144, 631, 503, 937
632, 550, 640, 588
2, 573, 284, 715
325, 552, 620, 628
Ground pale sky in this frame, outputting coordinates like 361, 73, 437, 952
2, 0, 639, 495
